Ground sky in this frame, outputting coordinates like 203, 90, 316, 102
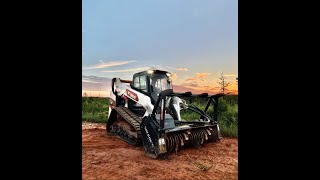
82, 0, 238, 97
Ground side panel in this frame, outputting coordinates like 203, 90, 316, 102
114, 78, 154, 116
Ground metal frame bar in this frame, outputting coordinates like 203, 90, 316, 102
152, 90, 225, 131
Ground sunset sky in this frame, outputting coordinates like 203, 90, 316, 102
82, 0, 238, 97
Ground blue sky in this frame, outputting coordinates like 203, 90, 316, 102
82, 0, 238, 96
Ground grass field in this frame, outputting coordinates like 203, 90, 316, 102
82, 95, 238, 137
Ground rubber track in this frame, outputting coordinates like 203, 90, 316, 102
113, 107, 142, 145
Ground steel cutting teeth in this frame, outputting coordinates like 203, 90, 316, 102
169, 136, 173, 152
206, 129, 211, 136
183, 133, 189, 141
203, 128, 209, 140
174, 135, 179, 152
178, 133, 184, 146
163, 127, 218, 152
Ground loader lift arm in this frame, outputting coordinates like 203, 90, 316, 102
151, 89, 225, 131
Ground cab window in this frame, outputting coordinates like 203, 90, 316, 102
140, 75, 147, 91
133, 75, 147, 92
133, 76, 140, 88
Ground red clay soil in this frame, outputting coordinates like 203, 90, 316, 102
82, 122, 238, 180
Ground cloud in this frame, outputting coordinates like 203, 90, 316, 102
82, 75, 112, 92
167, 67, 189, 71
180, 83, 199, 87
179, 82, 219, 94
83, 60, 136, 69
224, 74, 238, 77
82, 75, 105, 84
173, 84, 220, 94
172, 72, 238, 94
102, 67, 151, 73
172, 84, 195, 93
174, 79, 238, 95
82, 75, 111, 83
186, 73, 210, 81
175, 68, 189, 71
82, 79, 100, 84
171, 73, 177, 80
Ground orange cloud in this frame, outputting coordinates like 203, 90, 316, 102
175, 79, 238, 95
186, 73, 210, 81
180, 83, 199, 87
224, 74, 237, 77
224, 82, 238, 94
171, 73, 177, 80
181, 85, 237, 95
83, 60, 136, 69
175, 67, 189, 71
173, 84, 220, 94
102, 67, 150, 73
167, 67, 189, 71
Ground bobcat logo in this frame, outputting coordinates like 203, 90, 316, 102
126, 89, 139, 101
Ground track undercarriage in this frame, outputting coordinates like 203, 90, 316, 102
107, 107, 142, 146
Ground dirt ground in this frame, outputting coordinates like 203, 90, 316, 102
82, 122, 238, 180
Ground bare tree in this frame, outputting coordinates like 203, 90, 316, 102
236, 77, 238, 85
218, 72, 230, 94
83, 92, 88, 97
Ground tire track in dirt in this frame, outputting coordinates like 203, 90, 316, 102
82, 122, 238, 180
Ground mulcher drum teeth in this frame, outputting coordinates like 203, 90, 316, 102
163, 127, 217, 153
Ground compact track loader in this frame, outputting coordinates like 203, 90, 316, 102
106, 69, 224, 158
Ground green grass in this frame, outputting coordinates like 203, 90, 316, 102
82, 97, 109, 123
82, 95, 238, 138
180, 96, 238, 138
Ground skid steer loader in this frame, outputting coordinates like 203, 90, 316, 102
106, 69, 224, 158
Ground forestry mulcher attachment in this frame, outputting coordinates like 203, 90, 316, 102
106, 70, 224, 158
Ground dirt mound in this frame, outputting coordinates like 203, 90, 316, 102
82, 122, 238, 180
